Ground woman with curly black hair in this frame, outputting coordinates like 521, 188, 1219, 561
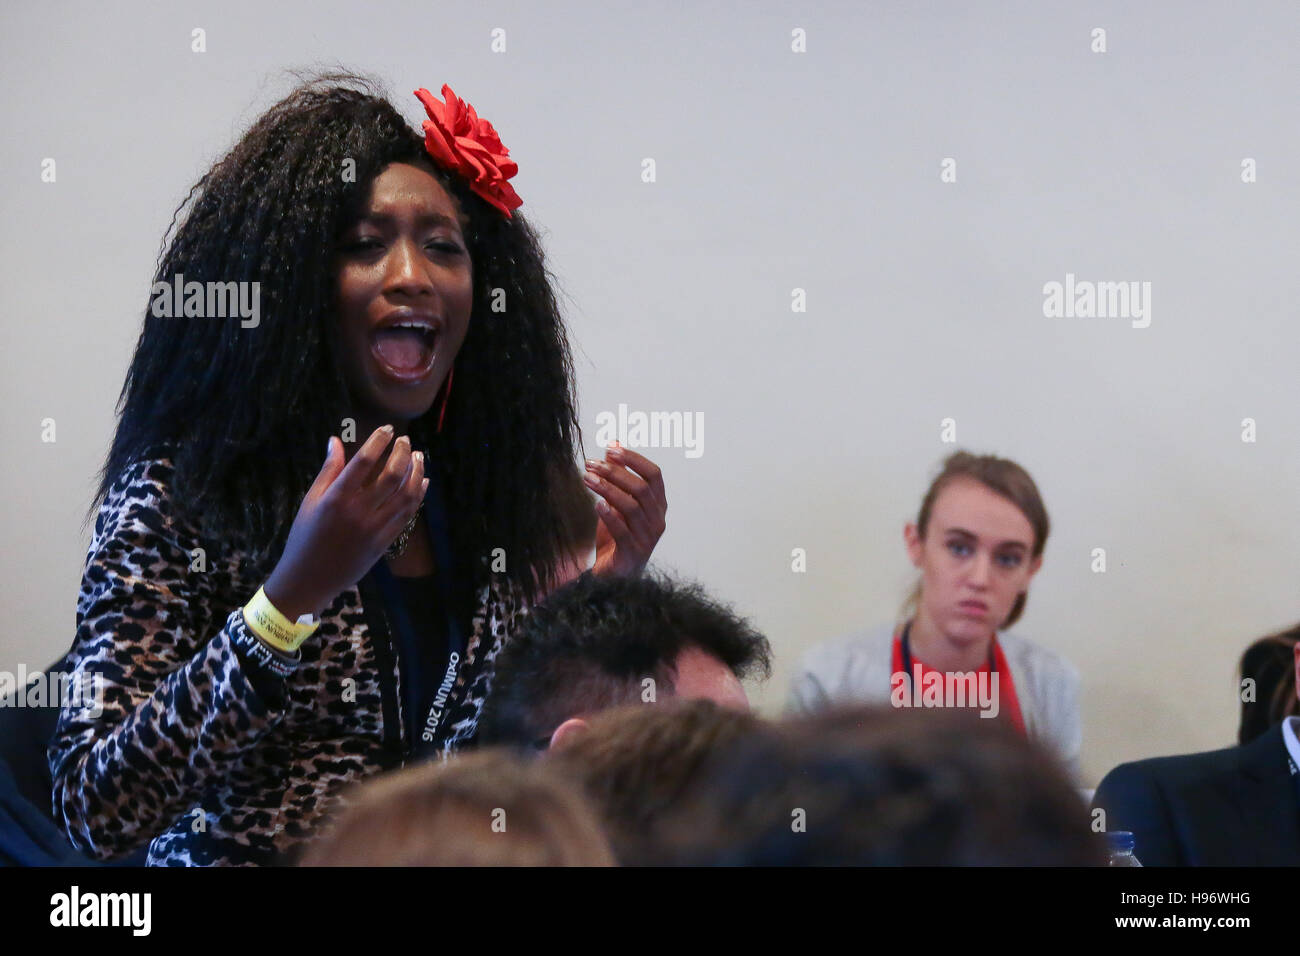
49, 71, 667, 866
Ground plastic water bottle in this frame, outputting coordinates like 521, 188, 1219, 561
1106, 830, 1142, 866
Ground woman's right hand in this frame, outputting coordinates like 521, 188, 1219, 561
263, 426, 426, 620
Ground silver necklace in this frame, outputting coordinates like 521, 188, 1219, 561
385, 501, 424, 558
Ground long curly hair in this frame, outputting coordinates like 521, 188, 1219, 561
89, 69, 581, 594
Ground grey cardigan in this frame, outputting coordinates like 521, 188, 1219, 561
787, 623, 1082, 782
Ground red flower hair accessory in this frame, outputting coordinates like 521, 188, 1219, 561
414, 84, 522, 218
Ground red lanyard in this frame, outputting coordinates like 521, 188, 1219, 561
900, 620, 995, 687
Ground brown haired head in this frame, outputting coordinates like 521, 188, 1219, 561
647, 705, 1105, 866
544, 699, 764, 863
299, 749, 615, 866
903, 450, 1049, 630
1237, 622, 1300, 744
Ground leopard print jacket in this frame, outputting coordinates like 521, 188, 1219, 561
48, 450, 529, 866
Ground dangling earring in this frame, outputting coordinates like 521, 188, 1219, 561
436, 365, 454, 434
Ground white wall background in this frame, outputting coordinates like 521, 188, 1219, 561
2, 0, 1297, 786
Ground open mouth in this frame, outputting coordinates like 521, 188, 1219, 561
371, 324, 438, 380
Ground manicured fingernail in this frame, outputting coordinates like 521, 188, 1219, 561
583, 472, 599, 487
586, 459, 605, 472
414, 451, 424, 464
421, 477, 429, 492
380, 424, 394, 435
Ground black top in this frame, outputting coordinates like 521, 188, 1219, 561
392, 572, 451, 748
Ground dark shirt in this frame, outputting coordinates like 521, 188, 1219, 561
392, 572, 451, 749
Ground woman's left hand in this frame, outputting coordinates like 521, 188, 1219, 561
585, 443, 667, 577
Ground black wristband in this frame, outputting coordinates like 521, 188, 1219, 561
230, 608, 300, 679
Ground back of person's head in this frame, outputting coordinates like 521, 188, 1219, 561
646, 706, 1105, 866
544, 699, 764, 862
298, 749, 614, 866
1238, 623, 1300, 744
476, 570, 772, 748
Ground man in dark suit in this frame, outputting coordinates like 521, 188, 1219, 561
1093, 641, 1300, 866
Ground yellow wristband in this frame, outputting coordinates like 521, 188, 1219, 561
242, 585, 320, 654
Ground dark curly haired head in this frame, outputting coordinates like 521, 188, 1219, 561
476, 570, 773, 747
87, 69, 581, 593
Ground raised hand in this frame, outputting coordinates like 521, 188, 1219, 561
264, 425, 426, 619
584, 443, 667, 578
